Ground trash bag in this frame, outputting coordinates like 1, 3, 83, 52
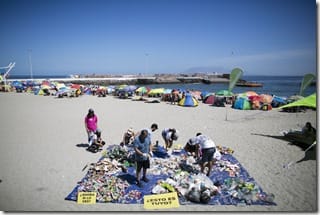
200, 189, 211, 204
186, 187, 201, 203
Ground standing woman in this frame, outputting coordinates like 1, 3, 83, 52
84, 108, 99, 146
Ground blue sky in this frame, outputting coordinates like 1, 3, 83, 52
0, 0, 317, 76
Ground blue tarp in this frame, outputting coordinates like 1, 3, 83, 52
65, 147, 276, 206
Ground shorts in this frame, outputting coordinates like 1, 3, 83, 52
136, 159, 150, 171
201, 147, 215, 163
161, 130, 167, 139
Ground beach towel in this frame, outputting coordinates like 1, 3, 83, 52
65, 146, 276, 206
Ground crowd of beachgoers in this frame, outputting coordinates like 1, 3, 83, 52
0, 79, 315, 113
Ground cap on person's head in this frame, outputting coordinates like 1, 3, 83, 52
127, 128, 134, 135
88, 108, 94, 113
96, 128, 101, 134
172, 130, 179, 140
196, 132, 202, 136
188, 137, 196, 145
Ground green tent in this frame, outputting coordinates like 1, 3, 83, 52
216, 90, 234, 96
279, 93, 316, 109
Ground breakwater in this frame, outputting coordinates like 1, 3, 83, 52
7, 75, 230, 86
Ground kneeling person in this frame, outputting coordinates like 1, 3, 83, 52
87, 129, 105, 153
187, 133, 216, 176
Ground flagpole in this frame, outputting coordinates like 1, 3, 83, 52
28, 49, 33, 81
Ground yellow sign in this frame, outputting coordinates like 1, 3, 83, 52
144, 192, 180, 210
77, 192, 97, 204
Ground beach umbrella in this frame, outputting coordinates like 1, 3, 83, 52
136, 86, 150, 94
11, 80, 23, 88
71, 84, 81, 90
124, 85, 137, 92
41, 80, 51, 86
106, 86, 115, 94
248, 95, 261, 101
148, 88, 165, 96
117, 84, 128, 90
259, 94, 273, 104
216, 90, 234, 96
40, 84, 51, 90
240, 91, 258, 97
25, 80, 35, 87
178, 93, 198, 107
190, 90, 202, 101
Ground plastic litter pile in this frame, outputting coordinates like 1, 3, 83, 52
65, 145, 276, 206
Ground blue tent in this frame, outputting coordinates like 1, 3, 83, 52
233, 97, 251, 110
271, 96, 287, 107
178, 93, 198, 107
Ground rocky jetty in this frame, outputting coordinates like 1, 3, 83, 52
59, 73, 230, 86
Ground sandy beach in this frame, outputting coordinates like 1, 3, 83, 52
0, 92, 317, 212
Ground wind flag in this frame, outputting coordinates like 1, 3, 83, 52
228, 68, 243, 92
299, 73, 316, 96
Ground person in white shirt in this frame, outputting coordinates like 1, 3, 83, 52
161, 128, 179, 151
187, 133, 216, 176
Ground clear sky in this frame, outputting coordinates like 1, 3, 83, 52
0, 0, 317, 76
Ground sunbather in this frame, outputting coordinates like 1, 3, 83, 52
283, 122, 316, 145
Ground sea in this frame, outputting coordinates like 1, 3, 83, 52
146, 76, 317, 98
7, 75, 317, 98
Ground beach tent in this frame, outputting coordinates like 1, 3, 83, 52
200, 91, 210, 100
233, 97, 251, 110
212, 96, 226, 107
84, 88, 93, 95
203, 94, 215, 104
178, 93, 198, 107
286, 95, 304, 103
271, 95, 287, 107
34, 88, 46, 96
11, 80, 23, 88
216, 90, 234, 97
279, 93, 316, 110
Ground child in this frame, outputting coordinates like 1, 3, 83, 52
87, 129, 105, 153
